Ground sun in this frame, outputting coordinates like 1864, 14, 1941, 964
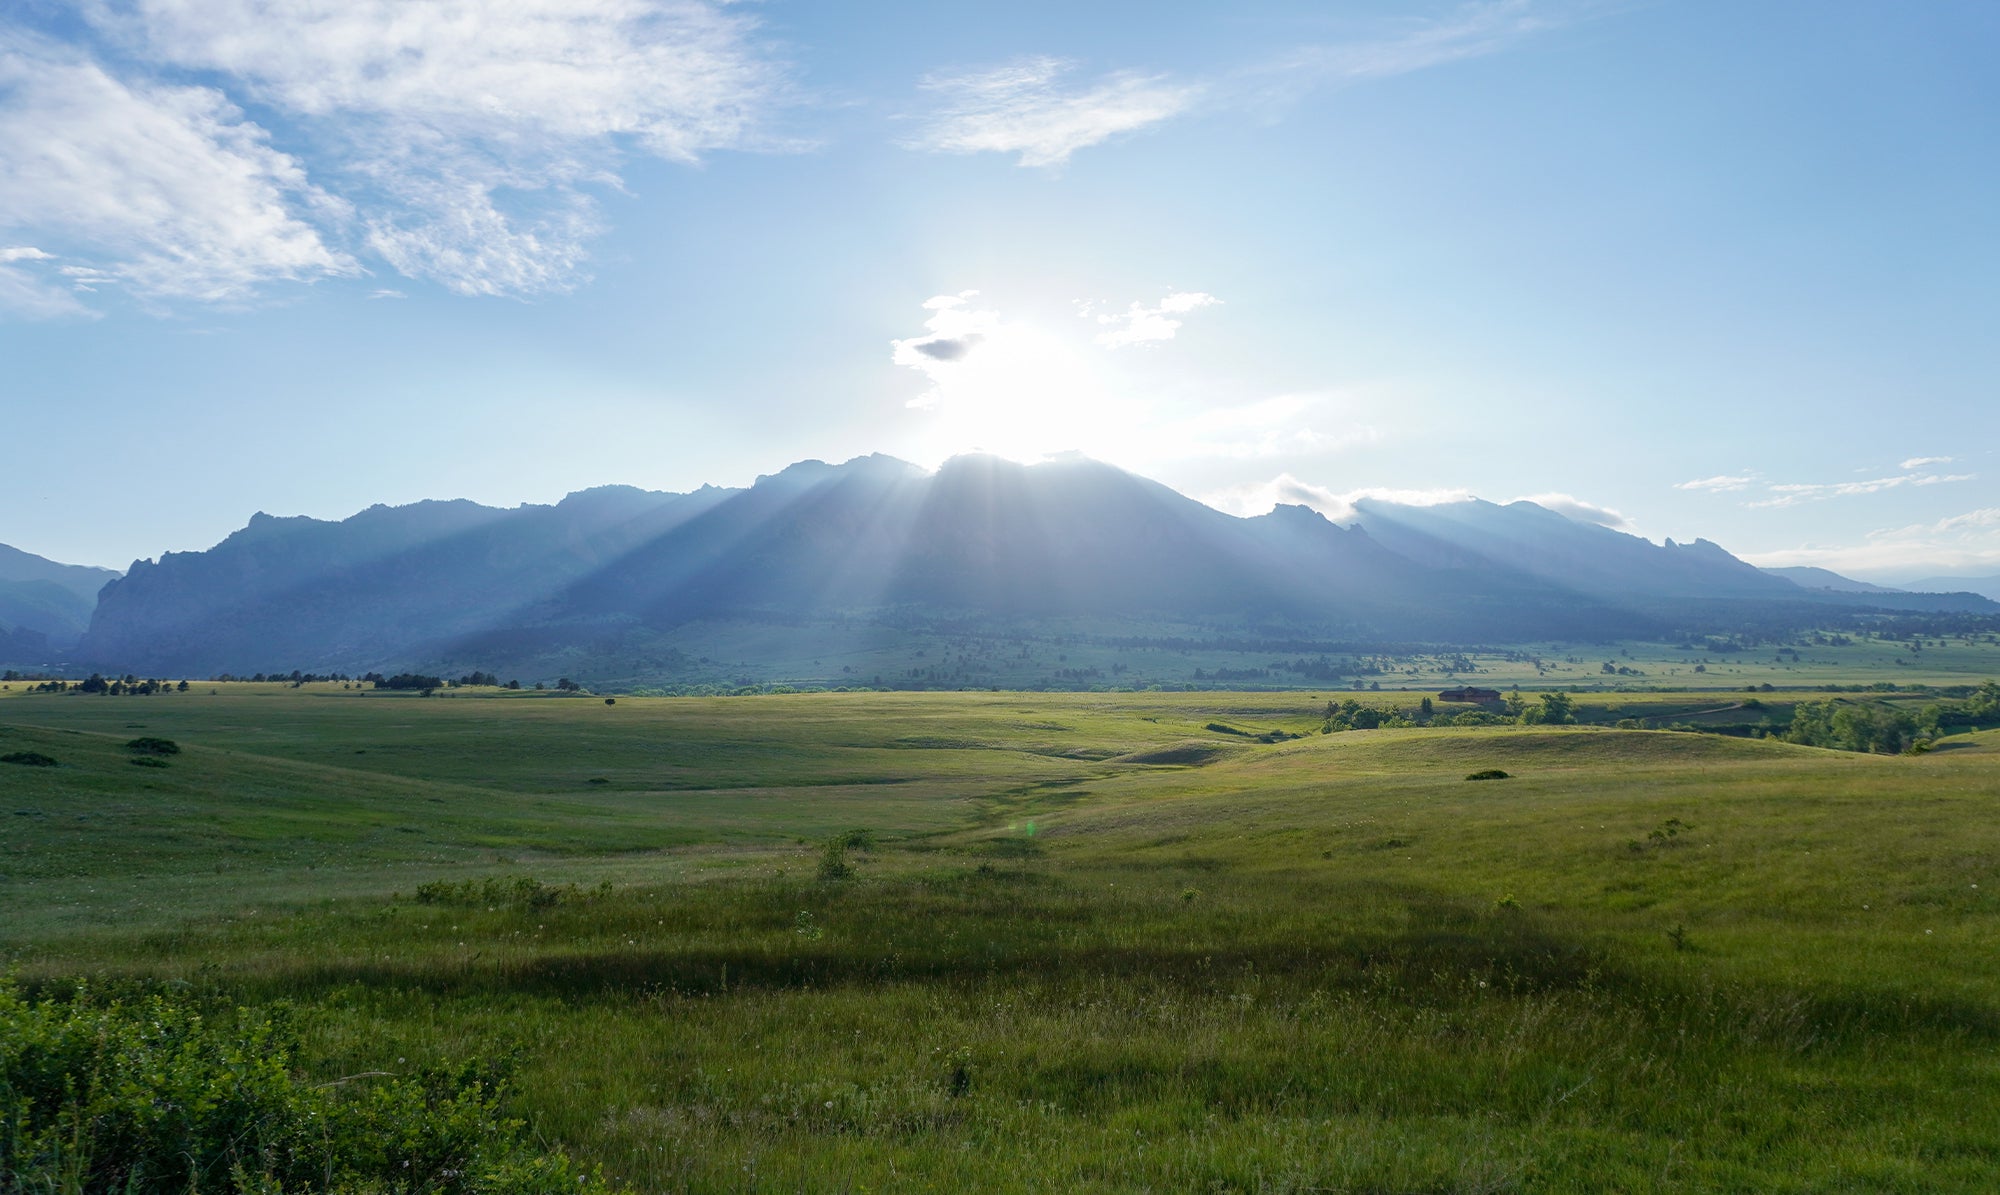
892, 294, 1138, 466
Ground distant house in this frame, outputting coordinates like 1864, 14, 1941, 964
1437, 686, 1502, 703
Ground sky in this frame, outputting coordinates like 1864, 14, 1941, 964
1, 0, 1996, 582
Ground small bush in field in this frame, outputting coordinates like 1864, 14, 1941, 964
1, 751, 59, 767
817, 840, 855, 881
412, 875, 587, 909
1465, 769, 1511, 781
124, 736, 180, 756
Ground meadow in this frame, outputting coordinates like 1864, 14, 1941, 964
4, 683, 1999, 1191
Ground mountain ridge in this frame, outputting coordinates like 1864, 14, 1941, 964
44, 453, 2000, 679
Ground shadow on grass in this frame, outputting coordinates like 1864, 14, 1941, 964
209, 878, 2000, 1051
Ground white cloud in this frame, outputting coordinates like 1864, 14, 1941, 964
1210, 476, 1625, 529
1090, 290, 1222, 348
98, 0, 775, 155
1138, 393, 1379, 463
1510, 491, 1628, 528
367, 288, 406, 300
1900, 455, 1954, 470
99, 0, 787, 295
906, 56, 1200, 168
1205, 475, 1472, 521
0, 34, 355, 306
890, 292, 1005, 409
1675, 474, 1756, 492
0, 3, 787, 309
361, 177, 603, 298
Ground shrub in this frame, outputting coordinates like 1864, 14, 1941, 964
1465, 769, 1511, 781
0, 982, 617, 1194
124, 736, 180, 756
129, 756, 171, 769
0, 751, 58, 767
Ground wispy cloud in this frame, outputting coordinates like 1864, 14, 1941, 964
1675, 474, 1757, 493
1748, 471, 1976, 509
1209, 474, 1626, 528
0, 34, 355, 311
1510, 491, 1628, 528
0, 248, 95, 318
0, 2, 790, 311
905, 57, 1199, 168
907, 4, 1571, 168
1272, 0, 1566, 83
1900, 455, 1954, 470
1743, 506, 2000, 576
1086, 290, 1222, 348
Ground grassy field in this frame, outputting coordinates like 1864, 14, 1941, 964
4, 685, 2000, 1191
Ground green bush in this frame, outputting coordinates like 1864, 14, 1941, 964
1465, 769, 1511, 781
123, 736, 181, 756
0, 982, 617, 1194
0, 751, 58, 767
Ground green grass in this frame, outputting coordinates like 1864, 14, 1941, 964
5, 687, 2000, 1190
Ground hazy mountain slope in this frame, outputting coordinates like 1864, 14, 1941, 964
1903, 574, 2000, 601
1762, 566, 1905, 594
0, 543, 121, 655
1345, 498, 1794, 602
80, 486, 730, 673
0, 542, 120, 600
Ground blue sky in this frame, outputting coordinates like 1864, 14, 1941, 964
2, 0, 1995, 580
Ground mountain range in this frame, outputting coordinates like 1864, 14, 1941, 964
8, 453, 1996, 682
